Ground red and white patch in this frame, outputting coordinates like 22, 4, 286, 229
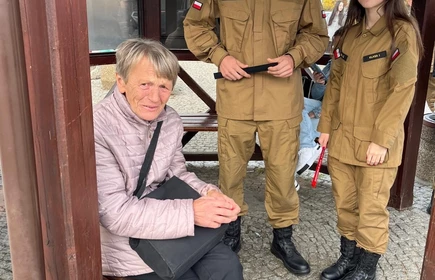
391, 48, 400, 61
192, 1, 203, 10
333, 48, 341, 59
322, 10, 327, 18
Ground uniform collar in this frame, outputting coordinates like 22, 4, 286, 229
357, 15, 387, 37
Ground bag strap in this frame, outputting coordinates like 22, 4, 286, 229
133, 121, 163, 198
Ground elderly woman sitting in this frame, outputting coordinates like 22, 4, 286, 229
94, 38, 243, 280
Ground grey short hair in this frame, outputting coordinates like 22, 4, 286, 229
116, 38, 179, 86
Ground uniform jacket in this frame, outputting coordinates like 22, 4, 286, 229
318, 16, 420, 167
184, 0, 329, 121
94, 88, 219, 276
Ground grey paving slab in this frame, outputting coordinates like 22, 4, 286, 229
0, 212, 12, 280
188, 162, 431, 280
0, 162, 431, 279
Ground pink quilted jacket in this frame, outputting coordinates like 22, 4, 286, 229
94, 88, 219, 277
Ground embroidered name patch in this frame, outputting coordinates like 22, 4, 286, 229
363, 51, 387, 62
334, 48, 348, 61
192, 1, 203, 10
341, 51, 348, 61
391, 48, 400, 61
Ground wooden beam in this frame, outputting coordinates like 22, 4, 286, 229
0, 0, 45, 278
422, 194, 435, 279
178, 67, 217, 113
388, 0, 435, 210
417, 0, 435, 277
18, 0, 101, 278
143, 0, 161, 40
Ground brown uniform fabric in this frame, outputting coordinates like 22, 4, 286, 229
218, 117, 300, 227
318, 16, 419, 167
184, 0, 329, 121
328, 157, 398, 254
318, 16, 420, 254
184, 0, 328, 228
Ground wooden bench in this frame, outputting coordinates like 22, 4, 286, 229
180, 112, 264, 161
180, 112, 328, 174
181, 113, 218, 132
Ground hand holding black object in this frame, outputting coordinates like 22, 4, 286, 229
214, 62, 278, 79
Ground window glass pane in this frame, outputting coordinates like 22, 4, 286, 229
87, 0, 138, 52
161, 0, 192, 50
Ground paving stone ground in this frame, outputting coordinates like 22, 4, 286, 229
0, 61, 433, 279
0, 162, 432, 280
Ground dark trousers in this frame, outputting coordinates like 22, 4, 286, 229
128, 242, 243, 280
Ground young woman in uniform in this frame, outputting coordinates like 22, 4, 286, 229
317, 0, 423, 279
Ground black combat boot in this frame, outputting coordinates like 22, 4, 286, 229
270, 226, 310, 275
342, 249, 380, 280
223, 216, 241, 253
321, 236, 361, 280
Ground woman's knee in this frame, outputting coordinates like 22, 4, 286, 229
210, 243, 243, 279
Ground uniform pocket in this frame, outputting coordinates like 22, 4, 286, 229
271, 8, 300, 55
328, 117, 341, 146
219, 7, 249, 53
217, 116, 230, 160
354, 126, 389, 163
361, 58, 390, 104
354, 126, 372, 162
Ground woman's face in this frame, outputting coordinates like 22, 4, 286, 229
358, 0, 385, 12
338, 2, 344, 11
117, 56, 173, 121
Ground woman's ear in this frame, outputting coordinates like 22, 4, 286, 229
116, 73, 127, 93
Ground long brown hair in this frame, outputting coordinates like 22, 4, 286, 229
328, 1, 346, 27
338, 0, 423, 59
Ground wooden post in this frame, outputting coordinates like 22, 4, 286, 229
388, 0, 435, 210
417, 0, 435, 276
17, 0, 102, 279
0, 0, 45, 278
422, 198, 435, 279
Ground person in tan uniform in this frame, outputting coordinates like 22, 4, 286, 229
183, 0, 328, 275
317, 0, 423, 279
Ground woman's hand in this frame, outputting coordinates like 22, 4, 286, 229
318, 133, 329, 148
192, 191, 240, 228
366, 142, 388, 166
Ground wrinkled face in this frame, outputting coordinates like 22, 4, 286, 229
117, 56, 173, 121
338, 2, 344, 11
358, 0, 385, 12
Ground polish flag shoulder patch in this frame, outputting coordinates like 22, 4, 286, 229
192, 1, 203, 10
333, 48, 341, 59
322, 10, 327, 18
391, 48, 400, 61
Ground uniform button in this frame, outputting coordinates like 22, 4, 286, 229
363, 34, 367, 37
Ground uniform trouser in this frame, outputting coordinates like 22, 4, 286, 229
123, 242, 243, 280
217, 116, 300, 228
327, 156, 398, 254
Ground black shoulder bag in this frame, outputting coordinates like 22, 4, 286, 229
129, 121, 228, 280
